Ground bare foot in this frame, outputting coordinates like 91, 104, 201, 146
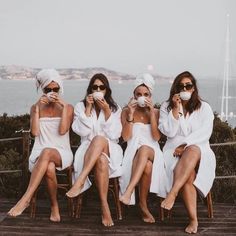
50, 205, 61, 222
161, 192, 177, 210
185, 220, 198, 234
119, 192, 132, 205
139, 203, 155, 223
8, 199, 30, 217
66, 181, 84, 198
101, 202, 114, 227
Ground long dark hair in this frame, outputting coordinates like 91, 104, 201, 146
167, 71, 201, 114
83, 73, 118, 112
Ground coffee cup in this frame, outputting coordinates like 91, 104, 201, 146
93, 91, 104, 100
179, 91, 191, 101
137, 96, 146, 107
46, 92, 54, 101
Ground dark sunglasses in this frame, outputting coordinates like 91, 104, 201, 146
178, 83, 194, 91
92, 85, 106, 91
44, 87, 60, 94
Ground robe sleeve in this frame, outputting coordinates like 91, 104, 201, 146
101, 106, 122, 140
158, 101, 180, 138
72, 102, 94, 137
185, 102, 214, 147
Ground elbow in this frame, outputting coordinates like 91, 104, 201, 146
31, 130, 39, 137
59, 127, 69, 135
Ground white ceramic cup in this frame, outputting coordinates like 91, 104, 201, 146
93, 91, 104, 100
46, 92, 54, 101
137, 96, 146, 107
179, 91, 191, 101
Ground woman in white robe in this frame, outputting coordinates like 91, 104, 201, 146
158, 71, 216, 234
119, 73, 167, 223
8, 69, 74, 222
66, 73, 123, 227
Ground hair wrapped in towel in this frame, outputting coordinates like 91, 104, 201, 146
134, 73, 155, 93
36, 69, 63, 94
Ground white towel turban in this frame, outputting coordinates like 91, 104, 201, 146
36, 69, 63, 94
134, 73, 155, 93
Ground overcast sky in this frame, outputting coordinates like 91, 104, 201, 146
0, 0, 235, 77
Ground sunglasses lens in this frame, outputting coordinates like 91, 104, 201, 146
178, 84, 193, 91
99, 85, 106, 90
92, 85, 106, 90
44, 87, 60, 93
185, 84, 193, 90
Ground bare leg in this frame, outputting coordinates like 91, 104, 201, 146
139, 160, 155, 223
66, 136, 109, 198
181, 172, 198, 234
161, 145, 201, 210
45, 162, 60, 222
94, 155, 114, 227
120, 145, 154, 205
8, 148, 62, 217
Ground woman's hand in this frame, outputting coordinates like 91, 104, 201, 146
95, 98, 110, 112
145, 97, 154, 112
37, 94, 49, 105
86, 94, 94, 107
127, 97, 137, 114
172, 93, 181, 109
173, 144, 187, 157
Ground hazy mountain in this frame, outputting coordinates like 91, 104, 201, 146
0, 65, 172, 82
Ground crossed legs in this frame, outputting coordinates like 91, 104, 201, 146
66, 135, 113, 226
161, 145, 201, 234
119, 145, 155, 223
8, 148, 62, 218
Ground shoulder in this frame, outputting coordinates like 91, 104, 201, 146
160, 101, 170, 111
74, 101, 85, 110
199, 101, 213, 113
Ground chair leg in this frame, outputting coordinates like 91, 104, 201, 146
112, 177, 123, 220
159, 198, 165, 221
206, 191, 213, 218
75, 194, 83, 219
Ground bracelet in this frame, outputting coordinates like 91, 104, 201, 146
126, 118, 134, 123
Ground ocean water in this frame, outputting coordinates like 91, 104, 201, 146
0, 79, 235, 127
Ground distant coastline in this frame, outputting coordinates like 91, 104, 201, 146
0, 65, 173, 83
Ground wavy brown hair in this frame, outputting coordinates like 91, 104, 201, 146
167, 71, 201, 114
83, 73, 118, 112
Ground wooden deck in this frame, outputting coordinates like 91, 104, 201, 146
1, 195, 236, 236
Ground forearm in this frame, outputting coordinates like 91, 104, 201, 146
30, 105, 40, 136
59, 104, 71, 135
150, 110, 161, 141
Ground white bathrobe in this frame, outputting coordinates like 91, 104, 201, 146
119, 123, 168, 205
29, 117, 73, 172
158, 101, 216, 197
72, 101, 123, 194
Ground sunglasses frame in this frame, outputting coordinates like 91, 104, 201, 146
44, 87, 60, 94
178, 83, 194, 91
92, 84, 106, 91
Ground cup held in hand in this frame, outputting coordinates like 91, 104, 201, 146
93, 91, 104, 100
137, 96, 146, 107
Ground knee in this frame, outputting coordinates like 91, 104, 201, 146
185, 145, 200, 155
91, 135, 107, 145
40, 148, 54, 161
137, 145, 153, 157
95, 155, 108, 172
45, 162, 56, 179
143, 161, 153, 176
